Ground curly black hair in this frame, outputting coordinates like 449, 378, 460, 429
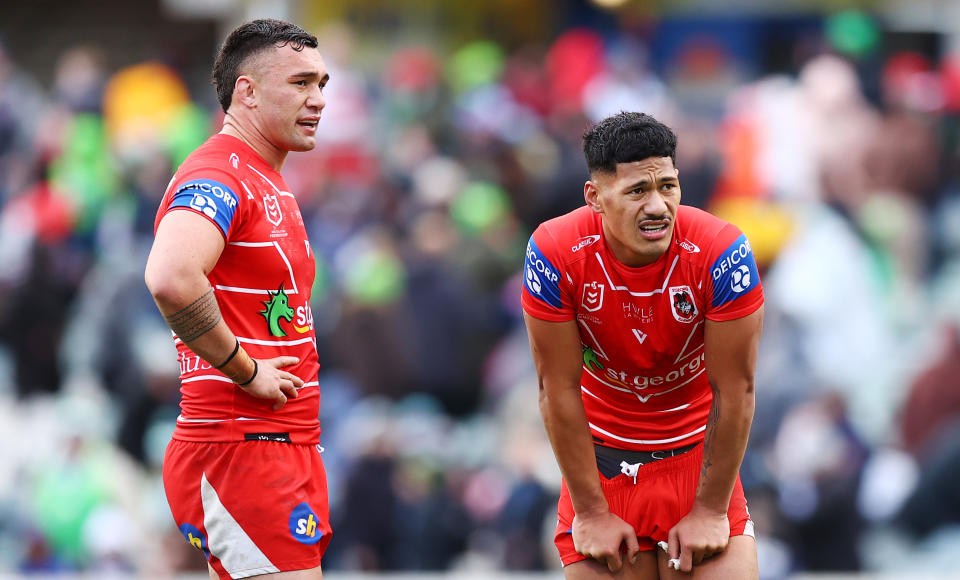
582, 112, 677, 175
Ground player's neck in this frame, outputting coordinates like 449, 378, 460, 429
220, 115, 288, 172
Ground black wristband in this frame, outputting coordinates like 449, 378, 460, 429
236, 359, 258, 386
214, 339, 241, 369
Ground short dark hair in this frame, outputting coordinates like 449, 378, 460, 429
582, 112, 677, 175
212, 19, 319, 113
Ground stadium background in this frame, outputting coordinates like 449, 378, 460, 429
1, 0, 960, 578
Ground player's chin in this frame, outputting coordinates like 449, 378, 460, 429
633, 237, 670, 260
289, 137, 317, 152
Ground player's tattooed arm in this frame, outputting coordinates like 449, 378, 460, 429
163, 288, 223, 342
697, 389, 721, 496
696, 307, 763, 512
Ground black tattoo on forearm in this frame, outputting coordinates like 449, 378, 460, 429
164, 289, 222, 342
697, 390, 721, 494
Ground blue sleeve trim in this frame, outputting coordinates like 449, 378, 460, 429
168, 178, 239, 237
710, 234, 760, 308
524, 237, 563, 309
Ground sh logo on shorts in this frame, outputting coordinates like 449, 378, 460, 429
289, 503, 324, 545
179, 523, 211, 560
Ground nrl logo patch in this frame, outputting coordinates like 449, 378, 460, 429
263, 193, 283, 227
581, 281, 604, 312
668, 285, 698, 323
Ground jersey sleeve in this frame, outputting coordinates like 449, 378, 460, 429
703, 223, 764, 321
163, 169, 243, 240
520, 225, 575, 322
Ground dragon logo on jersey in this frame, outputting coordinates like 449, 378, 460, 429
669, 286, 698, 323
582, 346, 605, 373
263, 193, 283, 227
259, 283, 296, 337
581, 281, 604, 312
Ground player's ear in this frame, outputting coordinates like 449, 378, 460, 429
584, 180, 603, 214
234, 75, 257, 109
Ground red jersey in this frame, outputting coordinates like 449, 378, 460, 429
155, 134, 320, 444
521, 205, 763, 451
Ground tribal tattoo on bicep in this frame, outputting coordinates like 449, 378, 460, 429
163, 288, 223, 342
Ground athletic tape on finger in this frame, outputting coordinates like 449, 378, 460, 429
657, 541, 681, 571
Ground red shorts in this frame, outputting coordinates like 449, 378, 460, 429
163, 439, 332, 579
554, 443, 752, 566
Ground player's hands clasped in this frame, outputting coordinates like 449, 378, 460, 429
572, 510, 640, 573
666, 503, 730, 573
238, 356, 303, 410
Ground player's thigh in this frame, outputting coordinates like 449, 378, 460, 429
657, 535, 757, 580
565, 550, 659, 580
259, 565, 324, 578
209, 563, 323, 579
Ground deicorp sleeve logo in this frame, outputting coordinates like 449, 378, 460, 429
169, 178, 239, 236
710, 234, 760, 307
524, 238, 563, 308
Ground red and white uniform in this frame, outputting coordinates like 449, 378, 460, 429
521, 205, 763, 451
156, 134, 330, 578
155, 133, 321, 444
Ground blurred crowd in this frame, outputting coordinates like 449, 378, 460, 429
1, 6, 960, 579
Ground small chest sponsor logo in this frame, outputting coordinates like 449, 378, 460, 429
677, 238, 700, 253
229, 152, 239, 169
263, 193, 283, 227
581, 281, 604, 312
622, 302, 654, 324
669, 285, 698, 323
572, 234, 601, 253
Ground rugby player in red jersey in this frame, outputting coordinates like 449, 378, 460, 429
145, 19, 331, 579
522, 112, 763, 579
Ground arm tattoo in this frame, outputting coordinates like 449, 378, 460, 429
163, 288, 222, 343
697, 389, 721, 494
